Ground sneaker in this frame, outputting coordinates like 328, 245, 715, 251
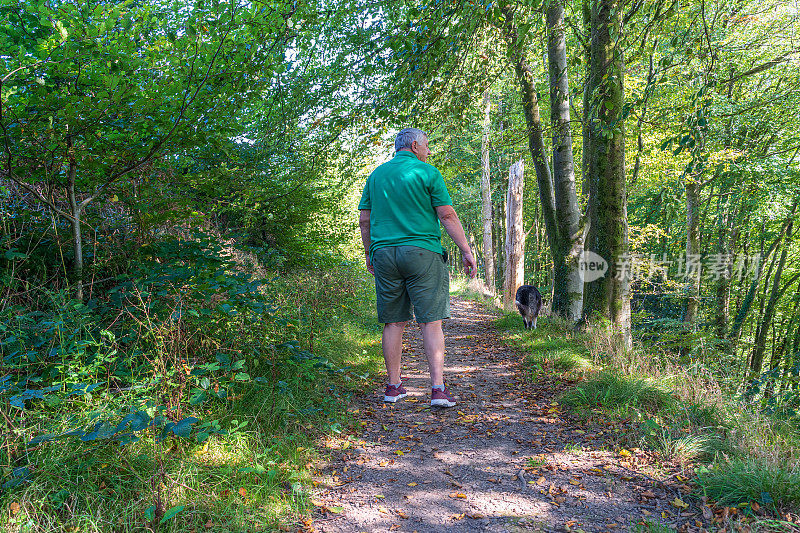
383, 383, 408, 403
431, 386, 456, 407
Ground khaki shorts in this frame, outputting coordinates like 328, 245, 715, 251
372, 245, 450, 323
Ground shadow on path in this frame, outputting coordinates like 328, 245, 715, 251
312, 297, 696, 533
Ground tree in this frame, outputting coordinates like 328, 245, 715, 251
582, 0, 632, 346
480, 89, 496, 293
503, 159, 526, 309
546, 0, 583, 321
1, 0, 294, 298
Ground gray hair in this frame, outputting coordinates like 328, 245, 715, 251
394, 128, 428, 152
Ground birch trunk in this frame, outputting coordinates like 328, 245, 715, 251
481, 90, 495, 294
582, 0, 631, 347
547, 0, 583, 321
503, 160, 526, 310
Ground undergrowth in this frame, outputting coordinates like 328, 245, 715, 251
1, 236, 384, 532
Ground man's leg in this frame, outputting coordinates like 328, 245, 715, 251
420, 320, 445, 387
382, 321, 407, 384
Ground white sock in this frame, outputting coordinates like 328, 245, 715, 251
432, 384, 444, 391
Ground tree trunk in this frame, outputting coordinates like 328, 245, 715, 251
495, 180, 505, 285
782, 288, 800, 392
501, 6, 559, 286
581, 0, 591, 204
582, 0, 631, 347
503, 160, 526, 309
714, 196, 738, 340
481, 90, 495, 294
684, 177, 702, 324
730, 203, 798, 346
66, 142, 84, 302
750, 219, 794, 377
547, 0, 583, 321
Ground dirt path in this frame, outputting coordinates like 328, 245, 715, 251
311, 297, 704, 532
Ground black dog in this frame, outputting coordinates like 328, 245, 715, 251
515, 285, 543, 329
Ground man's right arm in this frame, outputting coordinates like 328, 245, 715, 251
435, 205, 477, 278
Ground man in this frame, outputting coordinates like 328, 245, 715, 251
358, 128, 477, 408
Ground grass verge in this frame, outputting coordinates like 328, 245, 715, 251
484, 295, 800, 521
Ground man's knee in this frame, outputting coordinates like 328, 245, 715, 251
384, 321, 408, 330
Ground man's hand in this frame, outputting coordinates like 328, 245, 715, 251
365, 253, 374, 275
461, 249, 477, 278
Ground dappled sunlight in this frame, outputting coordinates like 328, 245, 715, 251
310, 297, 693, 532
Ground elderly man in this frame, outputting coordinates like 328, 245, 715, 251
358, 128, 477, 407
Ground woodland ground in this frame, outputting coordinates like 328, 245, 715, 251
309, 297, 721, 533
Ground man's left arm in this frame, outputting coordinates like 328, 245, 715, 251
359, 209, 374, 275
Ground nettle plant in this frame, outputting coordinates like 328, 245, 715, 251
0, 234, 273, 490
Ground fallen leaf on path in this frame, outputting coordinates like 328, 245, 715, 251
671, 497, 689, 509
449, 492, 467, 499
619, 449, 632, 457
641, 490, 656, 498
378, 506, 389, 514
396, 510, 408, 519
450, 513, 465, 520
467, 512, 485, 519
407, 482, 417, 487
537, 476, 547, 485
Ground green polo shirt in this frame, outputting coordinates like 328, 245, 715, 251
358, 150, 453, 256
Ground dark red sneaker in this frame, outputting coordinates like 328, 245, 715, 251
431, 386, 456, 407
383, 383, 408, 403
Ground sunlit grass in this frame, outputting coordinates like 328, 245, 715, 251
560, 371, 675, 414
495, 310, 596, 378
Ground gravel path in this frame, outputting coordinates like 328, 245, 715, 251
311, 297, 707, 532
